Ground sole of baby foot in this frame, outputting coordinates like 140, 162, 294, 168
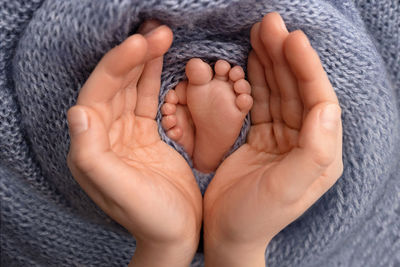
185, 59, 253, 173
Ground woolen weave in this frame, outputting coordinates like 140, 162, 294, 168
1, 0, 399, 266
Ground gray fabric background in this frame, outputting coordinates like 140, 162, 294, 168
1, 0, 399, 266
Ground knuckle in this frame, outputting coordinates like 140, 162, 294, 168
311, 149, 335, 168
335, 160, 344, 178
67, 148, 95, 173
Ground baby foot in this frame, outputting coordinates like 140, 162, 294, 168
162, 59, 253, 173
162, 81, 195, 156
188, 59, 253, 172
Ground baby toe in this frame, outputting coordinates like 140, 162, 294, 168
229, 65, 245, 82
236, 93, 253, 113
165, 89, 179, 104
214, 59, 231, 81
166, 127, 183, 141
162, 115, 177, 130
161, 103, 176, 115
233, 79, 251, 95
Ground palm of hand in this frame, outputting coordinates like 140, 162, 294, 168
107, 112, 202, 243
204, 122, 303, 245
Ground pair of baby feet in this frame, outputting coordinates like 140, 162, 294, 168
162, 59, 253, 173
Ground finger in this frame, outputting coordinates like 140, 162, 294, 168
283, 146, 343, 223
260, 12, 303, 130
296, 127, 343, 212
284, 30, 339, 111
77, 34, 148, 105
263, 103, 341, 203
247, 50, 271, 124
134, 24, 173, 119
66, 105, 118, 202
321, 117, 344, 181
117, 21, 164, 116
135, 56, 163, 119
142, 25, 174, 62
67, 106, 110, 160
250, 21, 282, 123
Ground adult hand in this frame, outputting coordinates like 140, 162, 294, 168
67, 23, 202, 267
203, 13, 343, 267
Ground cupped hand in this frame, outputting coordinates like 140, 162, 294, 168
203, 13, 343, 266
66, 23, 202, 266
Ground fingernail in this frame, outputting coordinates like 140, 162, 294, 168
68, 107, 88, 135
320, 104, 340, 131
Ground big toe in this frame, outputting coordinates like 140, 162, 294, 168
185, 58, 213, 85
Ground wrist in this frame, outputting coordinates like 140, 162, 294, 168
204, 234, 267, 267
129, 238, 198, 267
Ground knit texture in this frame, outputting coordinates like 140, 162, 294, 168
1, 0, 399, 266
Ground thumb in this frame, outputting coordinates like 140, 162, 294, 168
66, 106, 142, 227
301, 103, 342, 167
67, 105, 89, 136
266, 103, 341, 203
67, 105, 111, 173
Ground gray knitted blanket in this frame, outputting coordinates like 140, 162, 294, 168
1, 0, 399, 266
